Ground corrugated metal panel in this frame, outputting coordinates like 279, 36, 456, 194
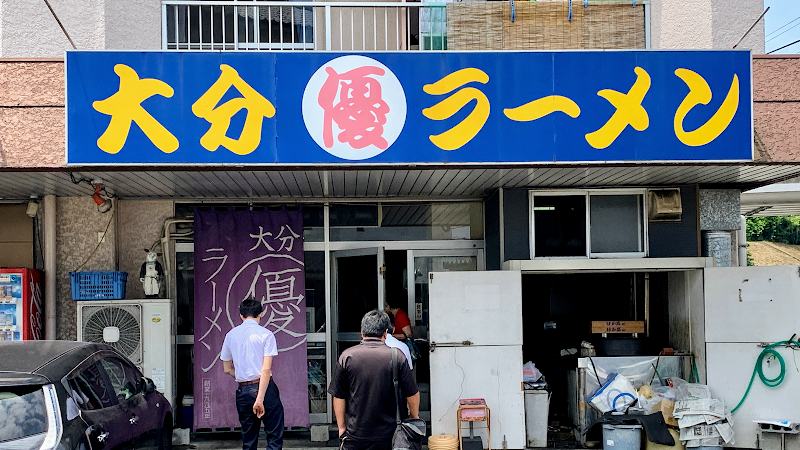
1, 165, 800, 200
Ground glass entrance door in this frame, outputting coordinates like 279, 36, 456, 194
331, 248, 385, 358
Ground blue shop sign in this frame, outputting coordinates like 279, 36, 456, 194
65, 50, 752, 165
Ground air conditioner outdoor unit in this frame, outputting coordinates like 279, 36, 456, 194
77, 299, 174, 409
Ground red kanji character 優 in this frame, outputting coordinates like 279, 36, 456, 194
318, 66, 390, 150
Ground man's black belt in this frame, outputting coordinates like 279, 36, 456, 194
238, 377, 272, 386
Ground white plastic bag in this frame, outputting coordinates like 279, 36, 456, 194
589, 373, 637, 413
637, 393, 662, 412
653, 385, 677, 401
523, 361, 542, 382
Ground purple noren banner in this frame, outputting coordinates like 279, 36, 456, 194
193, 208, 309, 430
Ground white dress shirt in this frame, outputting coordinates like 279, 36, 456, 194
221, 318, 278, 383
385, 334, 413, 369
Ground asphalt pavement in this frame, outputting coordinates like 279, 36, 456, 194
175, 430, 336, 450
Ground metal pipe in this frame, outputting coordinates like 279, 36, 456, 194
162, 3, 169, 49
733, 6, 768, 49
644, 272, 650, 337
498, 188, 505, 264
44, 195, 57, 340
739, 215, 748, 267
160, 218, 194, 301
323, 203, 333, 423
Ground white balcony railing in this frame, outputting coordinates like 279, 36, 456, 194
161, 0, 447, 51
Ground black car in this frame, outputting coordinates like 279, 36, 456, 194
0, 340, 173, 450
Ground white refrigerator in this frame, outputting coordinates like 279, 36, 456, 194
429, 270, 526, 449
704, 266, 800, 448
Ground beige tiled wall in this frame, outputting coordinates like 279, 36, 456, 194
117, 200, 175, 300
56, 197, 117, 340
54, 198, 176, 339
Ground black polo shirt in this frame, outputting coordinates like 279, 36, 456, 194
328, 337, 419, 441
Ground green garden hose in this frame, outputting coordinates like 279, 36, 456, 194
731, 340, 798, 413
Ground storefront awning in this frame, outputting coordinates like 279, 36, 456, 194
2, 164, 800, 200
741, 181, 800, 216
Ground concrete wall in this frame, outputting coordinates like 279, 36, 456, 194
651, 0, 712, 49
0, 0, 161, 57
104, 0, 162, 50
712, 0, 764, 52
650, 0, 765, 53
0, 0, 105, 57
117, 200, 174, 299
55, 197, 117, 340
1, 0, 766, 56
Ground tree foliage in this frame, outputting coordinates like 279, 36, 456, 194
746, 216, 800, 244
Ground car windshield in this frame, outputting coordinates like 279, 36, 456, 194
0, 385, 49, 442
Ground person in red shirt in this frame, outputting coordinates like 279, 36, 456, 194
384, 296, 412, 341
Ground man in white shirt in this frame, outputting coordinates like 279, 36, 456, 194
385, 321, 413, 370
221, 298, 284, 450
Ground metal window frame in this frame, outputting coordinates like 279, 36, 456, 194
175, 201, 485, 424
529, 189, 648, 260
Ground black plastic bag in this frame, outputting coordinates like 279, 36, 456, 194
392, 418, 426, 450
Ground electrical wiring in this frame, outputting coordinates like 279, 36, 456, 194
768, 38, 800, 54
73, 201, 117, 272
766, 15, 800, 39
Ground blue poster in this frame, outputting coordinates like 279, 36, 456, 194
66, 50, 752, 165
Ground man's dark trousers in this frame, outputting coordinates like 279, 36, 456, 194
340, 434, 393, 450
236, 379, 284, 450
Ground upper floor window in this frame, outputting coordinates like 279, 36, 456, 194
530, 190, 646, 259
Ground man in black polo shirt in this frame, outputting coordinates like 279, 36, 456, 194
329, 310, 420, 450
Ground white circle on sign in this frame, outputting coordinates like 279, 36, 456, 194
302, 55, 407, 160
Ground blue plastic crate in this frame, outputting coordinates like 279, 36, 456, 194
70, 271, 127, 300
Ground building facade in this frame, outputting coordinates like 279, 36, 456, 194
2, 0, 799, 447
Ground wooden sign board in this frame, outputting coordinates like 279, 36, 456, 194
591, 321, 645, 334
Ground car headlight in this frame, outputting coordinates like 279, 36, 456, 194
40, 384, 63, 450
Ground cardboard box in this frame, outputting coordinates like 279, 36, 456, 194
653, 400, 678, 427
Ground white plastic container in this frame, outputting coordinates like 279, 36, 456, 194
603, 424, 642, 450
524, 390, 550, 447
